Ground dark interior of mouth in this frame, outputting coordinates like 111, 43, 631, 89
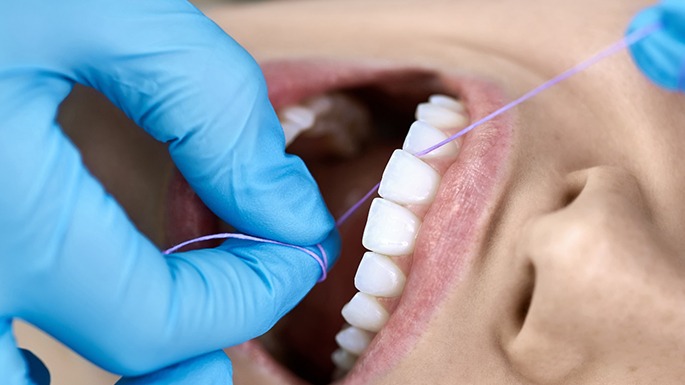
261, 70, 455, 384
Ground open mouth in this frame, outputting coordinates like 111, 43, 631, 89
163, 59, 514, 385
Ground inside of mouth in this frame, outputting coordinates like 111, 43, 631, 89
259, 70, 456, 384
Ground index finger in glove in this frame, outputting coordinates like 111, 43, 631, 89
13, 0, 335, 245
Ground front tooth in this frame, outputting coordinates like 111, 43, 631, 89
429, 94, 465, 113
332, 348, 357, 372
279, 105, 316, 145
341, 292, 390, 332
415, 102, 468, 130
362, 198, 421, 256
379, 149, 441, 206
355, 252, 406, 297
335, 326, 373, 355
403, 121, 460, 159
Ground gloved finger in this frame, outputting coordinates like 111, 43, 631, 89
115, 351, 232, 385
0, 320, 50, 385
62, 0, 334, 245
2, 117, 340, 374
628, 0, 685, 91
2, 0, 339, 377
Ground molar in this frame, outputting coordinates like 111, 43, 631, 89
379, 149, 441, 205
341, 292, 390, 333
362, 198, 421, 256
354, 251, 406, 297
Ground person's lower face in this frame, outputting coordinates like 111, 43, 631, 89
56, 0, 685, 384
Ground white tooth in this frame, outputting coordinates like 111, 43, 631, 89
279, 105, 316, 145
331, 348, 357, 371
379, 149, 441, 206
341, 292, 390, 332
429, 94, 465, 113
299, 93, 371, 157
415, 102, 468, 130
304, 94, 334, 115
335, 326, 373, 355
355, 252, 406, 297
281, 105, 316, 128
362, 198, 420, 256
403, 120, 459, 159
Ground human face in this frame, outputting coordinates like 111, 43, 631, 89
204, 0, 685, 383
41, 0, 685, 384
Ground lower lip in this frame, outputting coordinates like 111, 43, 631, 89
163, 60, 514, 384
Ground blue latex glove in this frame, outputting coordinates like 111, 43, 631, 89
115, 351, 232, 385
628, 0, 685, 91
0, 0, 340, 384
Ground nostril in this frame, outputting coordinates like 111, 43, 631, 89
561, 185, 582, 207
562, 169, 590, 208
515, 262, 535, 330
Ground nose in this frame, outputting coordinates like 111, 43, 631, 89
507, 166, 685, 383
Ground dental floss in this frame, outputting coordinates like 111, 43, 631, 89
163, 233, 329, 282
335, 21, 662, 227
166, 22, 661, 282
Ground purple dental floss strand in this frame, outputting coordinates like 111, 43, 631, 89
163, 233, 329, 282
335, 21, 662, 227
166, 22, 661, 282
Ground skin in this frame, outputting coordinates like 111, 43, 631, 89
212, 0, 685, 382
15, 0, 685, 384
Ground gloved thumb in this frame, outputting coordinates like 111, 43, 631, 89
627, 0, 685, 91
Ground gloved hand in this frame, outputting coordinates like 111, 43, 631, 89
0, 0, 339, 384
628, 0, 685, 91
115, 350, 232, 385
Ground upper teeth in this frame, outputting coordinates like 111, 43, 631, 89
362, 198, 420, 256
403, 120, 460, 159
415, 102, 468, 130
354, 251, 406, 297
334, 94, 468, 375
378, 149, 441, 205
428, 94, 466, 113
335, 326, 374, 355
